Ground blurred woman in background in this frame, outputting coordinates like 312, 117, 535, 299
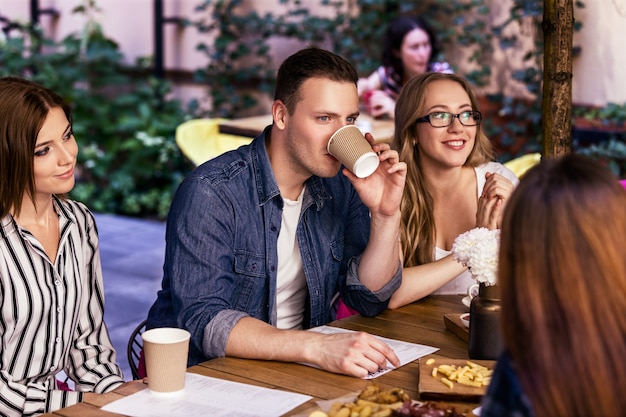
358, 15, 452, 119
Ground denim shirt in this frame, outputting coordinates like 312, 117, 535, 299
147, 127, 401, 366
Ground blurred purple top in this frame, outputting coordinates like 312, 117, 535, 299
620, 179, 626, 189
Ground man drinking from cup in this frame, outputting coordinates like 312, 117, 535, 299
146, 47, 407, 378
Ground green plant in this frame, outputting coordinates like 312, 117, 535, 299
3, 0, 617, 218
577, 139, 626, 178
489, 0, 587, 160
572, 102, 626, 171
487, 0, 546, 159
187, 0, 593, 163
574, 102, 626, 128
191, 0, 278, 117
0, 4, 193, 219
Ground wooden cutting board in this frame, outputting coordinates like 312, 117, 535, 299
418, 355, 495, 403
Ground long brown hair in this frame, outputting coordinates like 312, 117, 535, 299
393, 72, 495, 266
0, 77, 71, 218
499, 154, 626, 417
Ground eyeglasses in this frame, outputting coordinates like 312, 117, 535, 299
415, 111, 482, 128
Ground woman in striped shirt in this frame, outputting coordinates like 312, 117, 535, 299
0, 77, 125, 416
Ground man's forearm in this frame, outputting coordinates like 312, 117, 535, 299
224, 317, 318, 363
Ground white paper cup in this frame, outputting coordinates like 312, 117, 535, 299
141, 327, 190, 396
327, 125, 380, 178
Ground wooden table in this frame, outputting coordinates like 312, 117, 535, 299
219, 114, 395, 144
41, 295, 477, 417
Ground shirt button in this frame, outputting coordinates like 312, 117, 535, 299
56, 337, 61, 343
54, 280, 60, 285
50, 366, 56, 371
57, 307, 62, 313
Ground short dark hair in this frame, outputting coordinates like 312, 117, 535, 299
274, 46, 358, 114
0, 77, 71, 218
382, 15, 440, 85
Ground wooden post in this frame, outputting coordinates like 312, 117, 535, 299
542, 0, 574, 157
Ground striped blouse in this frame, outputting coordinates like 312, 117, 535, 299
0, 197, 124, 417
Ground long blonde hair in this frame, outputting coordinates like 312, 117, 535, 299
393, 72, 495, 266
499, 154, 626, 416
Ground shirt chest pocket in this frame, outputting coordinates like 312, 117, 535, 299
234, 251, 265, 277
232, 251, 267, 316
330, 237, 344, 262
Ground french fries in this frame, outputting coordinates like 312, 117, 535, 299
441, 377, 454, 389
427, 359, 493, 389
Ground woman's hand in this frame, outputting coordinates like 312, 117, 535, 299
476, 172, 516, 229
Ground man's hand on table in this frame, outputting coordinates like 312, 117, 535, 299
307, 331, 401, 378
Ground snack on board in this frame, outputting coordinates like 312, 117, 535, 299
307, 383, 468, 417
394, 401, 467, 417
307, 383, 409, 417
428, 359, 492, 389
358, 383, 411, 404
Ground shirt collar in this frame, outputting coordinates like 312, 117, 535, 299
251, 126, 332, 211
0, 195, 76, 242
52, 195, 76, 225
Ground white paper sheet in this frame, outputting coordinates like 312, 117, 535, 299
303, 325, 439, 378
101, 373, 312, 417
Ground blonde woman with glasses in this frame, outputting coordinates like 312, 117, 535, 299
388, 73, 518, 308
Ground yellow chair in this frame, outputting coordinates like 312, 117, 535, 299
504, 152, 541, 178
175, 118, 253, 166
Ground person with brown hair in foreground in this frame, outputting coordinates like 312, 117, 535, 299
481, 154, 626, 417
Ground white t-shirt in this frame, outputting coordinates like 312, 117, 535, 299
433, 162, 519, 295
276, 188, 307, 329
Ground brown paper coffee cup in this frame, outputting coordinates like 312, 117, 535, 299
327, 125, 380, 178
141, 327, 190, 396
